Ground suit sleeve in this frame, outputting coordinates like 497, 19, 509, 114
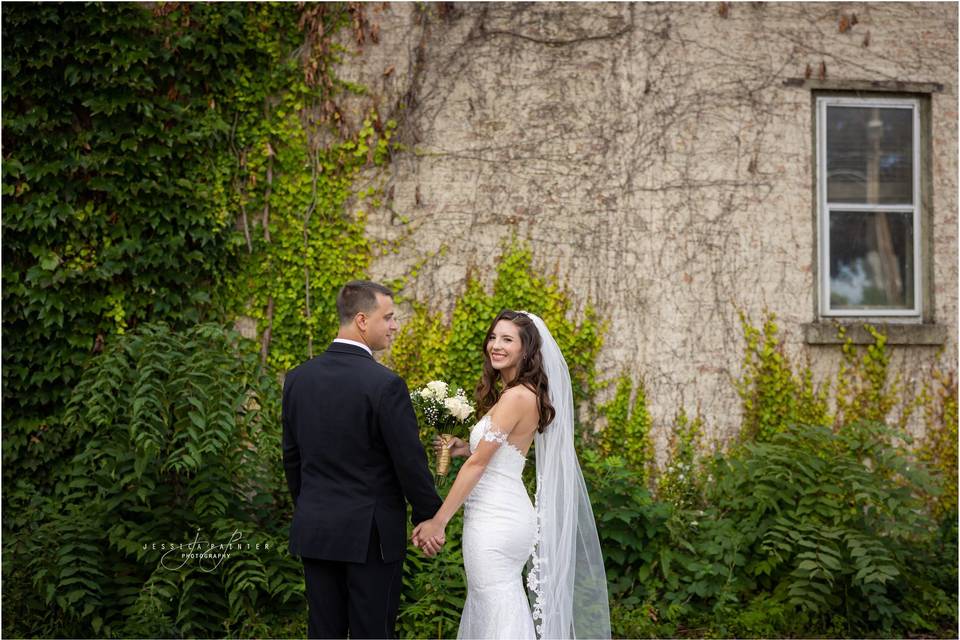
379, 375, 443, 525
281, 372, 301, 507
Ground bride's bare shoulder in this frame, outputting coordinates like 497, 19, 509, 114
499, 384, 538, 410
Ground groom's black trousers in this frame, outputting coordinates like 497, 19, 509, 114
302, 525, 404, 639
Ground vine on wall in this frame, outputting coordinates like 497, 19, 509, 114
1, 4, 387, 636
2, 2, 259, 508
221, 3, 399, 371
596, 375, 655, 483
385, 240, 605, 408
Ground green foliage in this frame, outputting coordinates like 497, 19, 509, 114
387, 302, 453, 388
917, 367, 958, 519
835, 324, 905, 427
735, 310, 831, 442
599, 315, 957, 638
5, 323, 302, 637
3, 5, 392, 635
2, 5, 313, 636
3, 1, 262, 498
398, 509, 467, 640
708, 422, 951, 636
217, 2, 398, 371
597, 375, 655, 482
580, 451, 672, 619
599, 421, 955, 638
225, 99, 393, 369
386, 240, 605, 409
656, 406, 706, 510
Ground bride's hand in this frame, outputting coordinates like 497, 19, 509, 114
412, 518, 446, 556
434, 435, 469, 458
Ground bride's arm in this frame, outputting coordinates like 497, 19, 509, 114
412, 390, 531, 548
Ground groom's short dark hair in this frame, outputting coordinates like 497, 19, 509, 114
337, 280, 394, 325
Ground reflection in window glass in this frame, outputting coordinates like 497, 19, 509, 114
829, 211, 914, 309
826, 106, 913, 205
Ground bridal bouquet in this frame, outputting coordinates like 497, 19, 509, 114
410, 380, 474, 482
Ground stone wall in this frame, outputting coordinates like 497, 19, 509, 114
338, 2, 958, 456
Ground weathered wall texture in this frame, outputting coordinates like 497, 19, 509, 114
339, 2, 958, 456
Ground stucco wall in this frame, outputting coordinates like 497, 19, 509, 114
339, 2, 958, 455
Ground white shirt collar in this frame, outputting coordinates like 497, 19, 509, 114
333, 338, 373, 356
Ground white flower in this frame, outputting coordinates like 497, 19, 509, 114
423, 380, 448, 401
444, 396, 474, 421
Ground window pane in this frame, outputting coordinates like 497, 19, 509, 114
829, 210, 915, 310
826, 106, 913, 205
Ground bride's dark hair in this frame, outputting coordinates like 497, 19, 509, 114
475, 310, 556, 433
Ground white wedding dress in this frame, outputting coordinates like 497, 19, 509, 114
457, 414, 538, 640
455, 312, 610, 640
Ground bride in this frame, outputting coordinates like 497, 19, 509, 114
412, 310, 610, 639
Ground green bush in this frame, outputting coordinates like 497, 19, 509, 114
398, 507, 467, 639
580, 451, 673, 634
4, 323, 303, 638
602, 420, 956, 638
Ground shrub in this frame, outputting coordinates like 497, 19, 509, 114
5, 323, 303, 638
632, 420, 955, 638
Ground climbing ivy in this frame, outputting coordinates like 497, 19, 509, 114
1, 4, 376, 637
215, 2, 399, 371
596, 375, 655, 483
917, 366, 958, 518
385, 240, 605, 410
834, 324, 907, 428
735, 311, 831, 442
735, 312, 938, 444
2, 2, 256, 497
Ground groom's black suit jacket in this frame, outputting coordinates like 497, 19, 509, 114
282, 342, 442, 564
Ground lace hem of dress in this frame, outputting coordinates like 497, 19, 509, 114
526, 481, 544, 638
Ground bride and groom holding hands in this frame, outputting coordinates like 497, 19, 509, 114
282, 280, 609, 638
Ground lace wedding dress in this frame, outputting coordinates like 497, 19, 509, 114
456, 312, 610, 640
457, 414, 538, 640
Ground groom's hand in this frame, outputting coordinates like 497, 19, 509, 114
418, 537, 443, 557
412, 519, 446, 557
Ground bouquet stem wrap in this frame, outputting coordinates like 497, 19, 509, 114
436, 434, 453, 477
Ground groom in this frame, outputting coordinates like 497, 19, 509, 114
282, 280, 444, 638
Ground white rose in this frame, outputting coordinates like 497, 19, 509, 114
443, 397, 471, 421
443, 396, 459, 415
425, 380, 448, 400
446, 397, 474, 421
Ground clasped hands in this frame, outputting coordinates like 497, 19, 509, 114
412, 435, 469, 557
412, 517, 446, 557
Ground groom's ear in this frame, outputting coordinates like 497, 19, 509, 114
354, 311, 367, 331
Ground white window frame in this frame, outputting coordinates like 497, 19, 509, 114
816, 95, 922, 319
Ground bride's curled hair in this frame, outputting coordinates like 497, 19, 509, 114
475, 310, 556, 432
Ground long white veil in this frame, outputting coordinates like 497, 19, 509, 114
523, 312, 610, 639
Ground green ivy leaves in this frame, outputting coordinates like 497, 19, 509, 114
386, 240, 604, 406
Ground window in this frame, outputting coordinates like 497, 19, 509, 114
816, 96, 921, 318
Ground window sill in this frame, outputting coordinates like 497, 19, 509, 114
803, 321, 947, 346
